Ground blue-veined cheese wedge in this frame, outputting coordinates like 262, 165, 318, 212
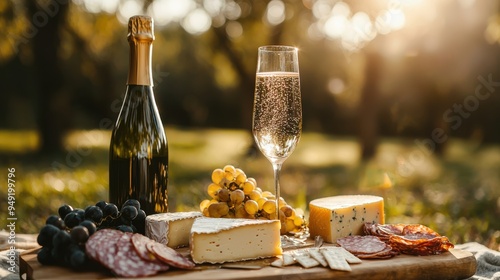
309, 195, 385, 243
145, 211, 203, 248
190, 217, 282, 264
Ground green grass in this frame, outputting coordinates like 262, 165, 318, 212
1, 128, 499, 250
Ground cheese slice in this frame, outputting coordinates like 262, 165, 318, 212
145, 211, 202, 248
309, 195, 384, 243
190, 217, 282, 264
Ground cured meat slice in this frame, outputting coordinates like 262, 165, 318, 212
363, 222, 454, 255
85, 229, 123, 269
131, 233, 159, 262
401, 224, 439, 237
356, 246, 398, 259
337, 235, 398, 259
364, 222, 405, 241
399, 224, 443, 243
365, 223, 440, 240
147, 242, 195, 269
112, 232, 169, 277
388, 235, 454, 256
337, 235, 388, 254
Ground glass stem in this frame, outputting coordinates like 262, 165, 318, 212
272, 162, 283, 221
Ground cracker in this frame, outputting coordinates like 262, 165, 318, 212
337, 247, 362, 264
271, 258, 284, 267
292, 250, 320, 269
282, 252, 297, 266
307, 248, 328, 267
320, 248, 352, 271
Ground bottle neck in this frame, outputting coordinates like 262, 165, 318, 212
127, 38, 153, 86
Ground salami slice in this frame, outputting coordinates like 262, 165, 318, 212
147, 242, 195, 269
85, 229, 124, 269
131, 233, 159, 262
356, 246, 398, 259
337, 235, 387, 254
112, 232, 169, 277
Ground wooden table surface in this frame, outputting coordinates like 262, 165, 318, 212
20, 247, 477, 280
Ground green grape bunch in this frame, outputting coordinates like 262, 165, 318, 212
200, 165, 306, 234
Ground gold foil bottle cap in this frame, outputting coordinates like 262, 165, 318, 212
128, 15, 155, 41
126, 15, 154, 85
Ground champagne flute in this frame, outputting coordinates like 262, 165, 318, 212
252, 45, 302, 222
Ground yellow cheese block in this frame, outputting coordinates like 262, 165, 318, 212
309, 195, 384, 243
190, 217, 282, 264
145, 211, 203, 248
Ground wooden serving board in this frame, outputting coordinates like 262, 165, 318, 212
20, 247, 476, 280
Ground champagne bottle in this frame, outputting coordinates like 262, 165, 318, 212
109, 15, 168, 215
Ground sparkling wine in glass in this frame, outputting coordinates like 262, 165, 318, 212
252, 46, 302, 221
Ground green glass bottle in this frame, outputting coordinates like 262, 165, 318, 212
109, 15, 168, 215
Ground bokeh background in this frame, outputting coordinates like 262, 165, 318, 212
0, 0, 499, 249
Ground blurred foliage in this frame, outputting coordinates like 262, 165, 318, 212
0, 128, 499, 250
0, 0, 499, 143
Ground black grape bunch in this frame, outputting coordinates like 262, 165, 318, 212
36, 199, 146, 269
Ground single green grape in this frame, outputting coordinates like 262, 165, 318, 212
235, 173, 247, 185
249, 190, 262, 201
247, 177, 257, 188
257, 197, 268, 210
217, 188, 230, 202
208, 202, 229, 218
261, 191, 273, 198
244, 200, 259, 215
262, 200, 277, 215
207, 183, 221, 199
242, 181, 256, 195
293, 215, 304, 227
211, 169, 225, 184
199, 199, 211, 212
223, 165, 236, 181
281, 205, 294, 217
230, 189, 245, 205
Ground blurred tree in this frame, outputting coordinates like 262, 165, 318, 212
358, 52, 381, 159
64, 11, 124, 125
25, 0, 70, 153
0, 0, 498, 156
211, 0, 288, 132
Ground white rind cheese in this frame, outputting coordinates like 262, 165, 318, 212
309, 195, 384, 243
145, 211, 202, 248
190, 217, 282, 264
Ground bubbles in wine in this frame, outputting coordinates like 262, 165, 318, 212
252, 72, 302, 161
